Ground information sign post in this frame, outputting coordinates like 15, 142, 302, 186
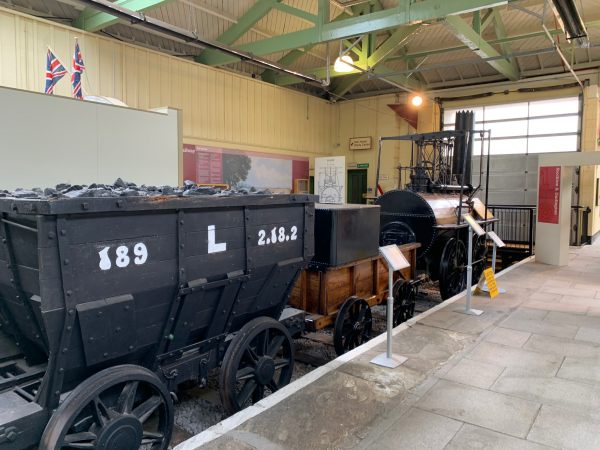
456, 215, 486, 316
370, 245, 409, 369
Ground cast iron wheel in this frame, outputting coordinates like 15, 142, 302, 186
392, 279, 417, 326
220, 316, 294, 415
439, 238, 467, 300
471, 234, 487, 284
333, 297, 373, 356
40, 365, 173, 450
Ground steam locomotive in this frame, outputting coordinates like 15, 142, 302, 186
375, 112, 493, 299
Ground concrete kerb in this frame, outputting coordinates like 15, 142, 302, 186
173, 255, 536, 450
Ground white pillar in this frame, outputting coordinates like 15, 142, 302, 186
535, 166, 572, 266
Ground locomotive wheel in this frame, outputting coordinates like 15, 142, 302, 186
333, 297, 372, 356
392, 279, 417, 326
439, 238, 467, 300
40, 365, 173, 450
220, 316, 294, 415
472, 234, 487, 284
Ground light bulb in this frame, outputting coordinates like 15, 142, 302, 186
411, 95, 424, 107
334, 55, 355, 73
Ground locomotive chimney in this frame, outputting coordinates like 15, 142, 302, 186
452, 110, 475, 187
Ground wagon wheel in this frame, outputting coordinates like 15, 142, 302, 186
439, 238, 467, 300
220, 316, 294, 415
392, 279, 417, 326
40, 365, 173, 450
333, 297, 373, 356
472, 234, 487, 284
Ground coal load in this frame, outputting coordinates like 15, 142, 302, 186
0, 178, 272, 199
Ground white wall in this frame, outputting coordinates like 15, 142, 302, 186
0, 86, 181, 190
0, 6, 336, 165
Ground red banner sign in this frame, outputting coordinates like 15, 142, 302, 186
538, 166, 561, 224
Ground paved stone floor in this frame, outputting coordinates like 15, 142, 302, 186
177, 243, 600, 450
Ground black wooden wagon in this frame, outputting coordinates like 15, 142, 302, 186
0, 193, 315, 450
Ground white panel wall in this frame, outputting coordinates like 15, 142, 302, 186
473, 154, 539, 205
0, 86, 181, 190
0, 7, 336, 163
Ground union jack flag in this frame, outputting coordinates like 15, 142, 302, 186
44, 49, 67, 94
71, 40, 85, 99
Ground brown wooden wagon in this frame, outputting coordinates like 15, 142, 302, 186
288, 242, 420, 355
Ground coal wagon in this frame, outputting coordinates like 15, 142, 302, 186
289, 204, 421, 356
0, 193, 315, 450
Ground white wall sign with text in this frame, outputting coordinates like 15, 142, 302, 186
315, 156, 345, 204
349, 136, 372, 150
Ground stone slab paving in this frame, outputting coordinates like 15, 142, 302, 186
176, 243, 600, 450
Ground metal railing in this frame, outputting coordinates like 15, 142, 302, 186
571, 205, 591, 246
487, 205, 536, 258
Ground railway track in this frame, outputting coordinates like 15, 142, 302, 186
171, 286, 442, 447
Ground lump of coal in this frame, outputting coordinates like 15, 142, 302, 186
2, 178, 280, 200
113, 178, 127, 189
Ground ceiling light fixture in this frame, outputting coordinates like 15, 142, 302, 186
334, 54, 355, 73
410, 94, 424, 107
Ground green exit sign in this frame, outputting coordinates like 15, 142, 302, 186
357, 163, 369, 169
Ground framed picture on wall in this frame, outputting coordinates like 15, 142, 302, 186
295, 179, 309, 193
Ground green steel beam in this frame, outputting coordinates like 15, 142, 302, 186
331, 24, 421, 97
318, 0, 330, 27
272, 3, 318, 24
195, 0, 282, 64
260, 11, 352, 84
331, 74, 364, 98
472, 11, 481, 34
492, 9, 519, 74
210, 0, 282, 45
198, 0, 508, 66
402, 47, 428, 84
371, 65, 422, 90
481, 9, 495, 32
331, 64, 422, 97
74, 0, 176, 32
445, 15, 519, 80
260, 47, 315, 83
388, 19, 600, 62
367, 24, 420, 66
270, 65, 361, 86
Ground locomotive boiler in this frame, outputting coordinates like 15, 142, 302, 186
375, 112, 493, 299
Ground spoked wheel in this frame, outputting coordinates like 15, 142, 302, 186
392, 279, 417, 326
439, 238, 467, 300
333, 297, 373, 356
40, 365, 173, 450
220, 316, 294, 415
472, 234, 487, 284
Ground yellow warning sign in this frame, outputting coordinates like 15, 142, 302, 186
484, 268, 499, 299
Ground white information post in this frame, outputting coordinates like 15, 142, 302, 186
455, 215, 486, 316
371, 245, 409, 369
482, 230, 507, 294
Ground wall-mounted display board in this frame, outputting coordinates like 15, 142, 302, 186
538, 165, 561, 224
183, 145, 309, 192
315, 156, 345, 204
